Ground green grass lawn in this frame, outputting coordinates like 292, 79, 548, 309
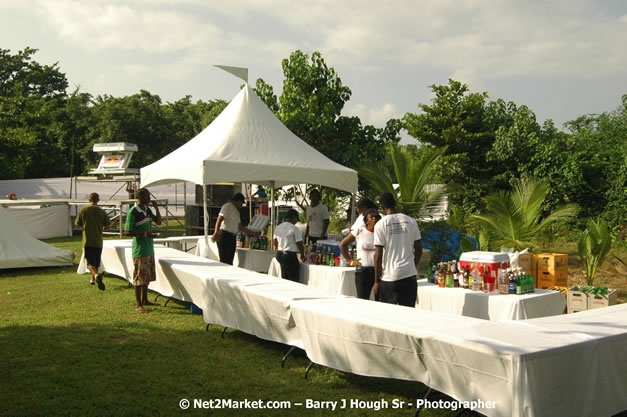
1, 234, 467, 417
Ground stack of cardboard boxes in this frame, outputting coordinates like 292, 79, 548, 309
521, 252, 617, 313
536, 253, 569, 288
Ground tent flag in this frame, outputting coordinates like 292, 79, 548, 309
214, 65, 248, 83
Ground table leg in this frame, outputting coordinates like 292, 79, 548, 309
304, 361, 315, 379
281, 346, 296, 368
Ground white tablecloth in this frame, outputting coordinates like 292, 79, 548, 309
77, 240, 196, 298
153, 236, 199, 252
77, 239, 627, 417
291, 298, 627, 417
416, 279, 567, 320
160, 256, 342, 348
195, 237, 276, 272
268, 258, 359, 297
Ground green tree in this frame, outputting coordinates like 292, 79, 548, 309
0, 48, 70, 179
84, 91, 173, 170
561, 96, 627, 226
469, 177, 579, 251
403, 79, 499, 213
254, 50, 400, 185
358, 143, 447, 218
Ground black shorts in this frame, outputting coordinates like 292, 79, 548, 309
84, 246, 103, 268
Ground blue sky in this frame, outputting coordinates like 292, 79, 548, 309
2, 0, 626, 138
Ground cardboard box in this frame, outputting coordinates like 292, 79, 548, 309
517, 253, 536, 270
537, 267, 568, 288
567, 287, 589, 313
536, 253, 568, 271
587, 289, 618, 310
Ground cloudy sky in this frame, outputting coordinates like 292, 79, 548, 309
2, 0, 626, 137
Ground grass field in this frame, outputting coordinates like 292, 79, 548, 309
0, 232, 463, 417
1, 228, 625, 417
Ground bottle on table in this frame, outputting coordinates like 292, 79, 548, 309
462, 265, 470, 289
515, 268, 523, 295
498, 264, 509, 295
507, 269, 516, 294
437, 262, 445, 287
453, 261, 460, 287
445, 262, 454, 288
471, 263, 481, 292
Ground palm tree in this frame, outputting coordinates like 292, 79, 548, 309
469, 177, 579, 251
358, 144, 447, 218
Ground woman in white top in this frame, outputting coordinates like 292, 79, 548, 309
340, 209, 381, 299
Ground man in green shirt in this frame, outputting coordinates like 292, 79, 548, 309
124, 188, 162, 313
75, 193, 111, 290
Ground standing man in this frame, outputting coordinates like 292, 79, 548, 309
373, 192, 422, 307
304, 189, 329, 244
211, 192, 259, 265
75, 192, 110, 290
124, 188, 162, 313
273, 209, 305, 282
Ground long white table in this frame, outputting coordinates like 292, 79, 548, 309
268, 258, 359, 297
417, 279, 567, 320
269, 262, 566, 321
195, 237, 276, 272
77, 240, 197, 298
159, 256, 342, 348
77, 240, 627, 417
291, 297, 627, 417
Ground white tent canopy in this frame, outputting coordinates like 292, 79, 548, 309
140, 84, 358, 193
0, 206, 74, 269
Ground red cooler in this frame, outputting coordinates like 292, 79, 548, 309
459, 251, 510, 292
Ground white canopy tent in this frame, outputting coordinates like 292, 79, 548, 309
141, 83, 358, 238
0, 206, 74, 269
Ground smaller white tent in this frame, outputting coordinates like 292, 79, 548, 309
0, 206, 75, 269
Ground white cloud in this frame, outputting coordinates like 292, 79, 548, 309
348, 103, 399, 127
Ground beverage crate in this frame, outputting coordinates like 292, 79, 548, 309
537, 268, 568, 288
567, 287, 589, 313
536, 253, 568, 271
588, 288, 618, 310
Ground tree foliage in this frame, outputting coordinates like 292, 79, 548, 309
469, 177, 579, 250
254, 50, 400, 196
0, 47, 623, 233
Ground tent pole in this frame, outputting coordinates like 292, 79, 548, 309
249, 183, 253, 224
203, 184, 209, 257
271, 181, 276, 238
350, 193, 356, 226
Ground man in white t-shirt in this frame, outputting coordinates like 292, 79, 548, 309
211, 193, 259, 265
373, 192, 422, 307
273, 209, 305, 282
304, 189, 329, 244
